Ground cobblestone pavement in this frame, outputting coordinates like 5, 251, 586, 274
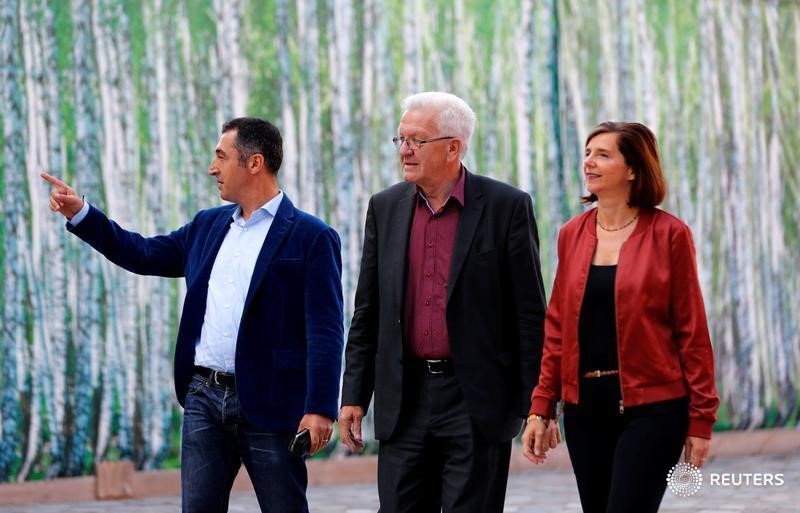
1, 453, 797, 513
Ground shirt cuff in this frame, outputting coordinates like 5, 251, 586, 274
68, 200, 90, 226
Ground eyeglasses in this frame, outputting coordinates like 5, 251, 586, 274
392, 136, 455, 150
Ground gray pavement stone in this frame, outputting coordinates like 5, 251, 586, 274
1, 453, 797, 513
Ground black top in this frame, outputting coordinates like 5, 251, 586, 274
575, 264, 621, 414
578, 265, 619, 372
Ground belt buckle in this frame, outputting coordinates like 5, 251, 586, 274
212, 370, 222, 385
592, 370, 602, 378
426, 360, 444, 374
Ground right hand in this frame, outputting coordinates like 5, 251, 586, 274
41, 172, 84, 219
338, 405, 365, 453
522, 417, 561, 464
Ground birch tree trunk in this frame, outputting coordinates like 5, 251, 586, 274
1, 0, 28, 482
297, 0, 323, 215
373, 0, 397, 190
138, 0, 174, 469
596, 0, 618, 118
91, 0, 138, 463
275, 0, 298, 201
402, 0, 423, 94
18, 0, 50, 481
514, 0, 534, 195
541, 0, 565, 248
617, 0, 634, 118
328, 0, 357, 316
634, 0, 658, 127
763, 0, 796, 423
38, 0, 69, 478
68, 0, 105, 475
718, 0, 762, 428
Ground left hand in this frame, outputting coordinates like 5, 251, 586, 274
521, 418, 562, 464
297, 413, 334, 455
684, 436, 711, 468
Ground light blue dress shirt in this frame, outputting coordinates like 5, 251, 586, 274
194, 192, 283, 373
69, 192, 284, 374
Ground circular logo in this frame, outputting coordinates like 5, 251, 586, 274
666, 462, 703, 497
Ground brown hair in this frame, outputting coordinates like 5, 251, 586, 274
581, 121, 667, 207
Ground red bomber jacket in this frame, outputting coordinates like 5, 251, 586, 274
530, 207, 719, 439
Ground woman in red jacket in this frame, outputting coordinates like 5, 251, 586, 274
521, 121, 719, 513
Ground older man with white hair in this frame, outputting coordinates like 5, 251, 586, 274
339, 92, 550, 512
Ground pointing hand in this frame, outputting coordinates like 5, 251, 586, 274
41, 172, 84, 219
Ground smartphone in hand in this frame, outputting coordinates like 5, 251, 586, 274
349, 430, 365, 452
288, 428, 311, 457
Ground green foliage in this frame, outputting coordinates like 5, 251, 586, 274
243, 0, 280, 119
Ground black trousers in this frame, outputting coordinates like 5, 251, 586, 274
377, 369, 511, 513
564, 390, 688, 513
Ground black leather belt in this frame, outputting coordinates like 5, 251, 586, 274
415, 359, 453, 375
193, 366, 236, 386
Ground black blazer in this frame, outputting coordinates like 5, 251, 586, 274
342, 170, 546, 441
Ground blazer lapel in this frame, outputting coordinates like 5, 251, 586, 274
447, 171, 484, 304
243, 195, 296, 310
188, 207, 236, 291
181, 207, 235, 353
389, 184, 417, 311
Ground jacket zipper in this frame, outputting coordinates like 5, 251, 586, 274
615, 240, 626, 415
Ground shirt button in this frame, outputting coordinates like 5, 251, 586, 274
427, 242, 433, 247
235, 252, 241, 257
425, 300, 430, 306
243, 228, 248, 232
228, 279, 234, 284
224, 332, 230, 337
424, 330, 429, 336
426, 272, 431, 278
224, 304, 230, 309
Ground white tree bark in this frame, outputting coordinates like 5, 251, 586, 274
38, 0, 68, 478
276, 0, 298, 201
328, 0, 357, 315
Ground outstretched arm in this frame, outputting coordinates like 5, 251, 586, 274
42, 172, 189, 277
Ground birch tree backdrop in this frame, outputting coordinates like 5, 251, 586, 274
0, 0, 798, 481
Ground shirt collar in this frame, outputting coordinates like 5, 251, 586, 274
232, 190, 284, 226
450, 166, 466, 206
417, 166, 466, 212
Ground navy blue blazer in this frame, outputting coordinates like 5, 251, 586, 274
67, 195, 344, 431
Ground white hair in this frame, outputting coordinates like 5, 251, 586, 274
402, 92, 476, 158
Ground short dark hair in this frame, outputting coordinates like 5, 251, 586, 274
581, 121, 667, 208
221, 117, 283, 174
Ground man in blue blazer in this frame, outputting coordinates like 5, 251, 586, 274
42, 117, 344, 513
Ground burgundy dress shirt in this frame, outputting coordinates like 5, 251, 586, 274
403, 169, 466, 359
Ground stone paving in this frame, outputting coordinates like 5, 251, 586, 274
1, 453, 797, 513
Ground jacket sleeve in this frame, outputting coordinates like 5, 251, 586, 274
670, 224, 719, 439
303, 227, 345, 420
340, 197, 379, 411
67, 204, 189, 277
530, 230, 565, 418
508, 193, 547, 417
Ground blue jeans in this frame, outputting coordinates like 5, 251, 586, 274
181, 374, 309, 513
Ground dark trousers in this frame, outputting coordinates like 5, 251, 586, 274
564, 396, 688, 513
180, 373, 308, 513
377, 369, 511, 513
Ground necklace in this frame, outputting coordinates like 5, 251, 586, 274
596, 211, 639, 232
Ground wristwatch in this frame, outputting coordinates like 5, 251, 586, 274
527, 414, 549, 427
